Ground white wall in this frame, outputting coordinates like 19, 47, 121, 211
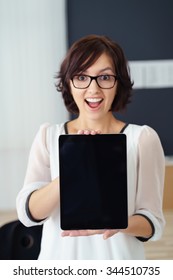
0, 0, 68, 210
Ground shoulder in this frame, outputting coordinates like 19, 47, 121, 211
126, 124, 160, 139
135, 125, 161, 144
34, 122, 66, 149
38, 122, 66, 137
125, 124, 163, 151
45, 122, 66, 136
128, 124, 164, 156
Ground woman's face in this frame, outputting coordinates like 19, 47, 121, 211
69, 52, 117, 121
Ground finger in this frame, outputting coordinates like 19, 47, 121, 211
89, 130, 101, 135
77, 129, 90, 135
90, 130, 97, 135
77, 129, 101, 135
85, 229, 106, 236
83, 130, 90, 135
61, 231, 70, 237
77, 130, 84, 134
68, 230, 101, 237
103, 229, 119, 240
61, 229, 106, 237
61, 230, 87, 237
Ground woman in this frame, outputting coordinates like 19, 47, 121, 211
16, 35, 165, 259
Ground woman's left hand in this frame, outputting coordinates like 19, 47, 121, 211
61, 229, 119, 239
77, 129, 101, 135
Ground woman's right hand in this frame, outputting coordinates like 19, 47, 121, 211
28, 177, 59, 221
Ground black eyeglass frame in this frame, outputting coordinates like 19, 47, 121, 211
71, 74, 118, 89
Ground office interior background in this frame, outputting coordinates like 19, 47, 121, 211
0, 0, 172, 259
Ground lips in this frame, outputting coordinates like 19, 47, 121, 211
85, 98, 103, 109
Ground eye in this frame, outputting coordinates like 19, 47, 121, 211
99, 75, 111, 81
77, 75, 88, 81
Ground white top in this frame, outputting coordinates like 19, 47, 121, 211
16, 123, 165, 260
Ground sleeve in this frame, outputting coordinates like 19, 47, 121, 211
16, 123, 51, 227
135, 125, 166, 241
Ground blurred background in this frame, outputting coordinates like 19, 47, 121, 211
0, 0, 172, 259
0, 0, 68, 210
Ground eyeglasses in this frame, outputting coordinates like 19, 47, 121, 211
71, 74, 118, 89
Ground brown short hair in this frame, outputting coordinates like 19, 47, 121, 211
55, 35, 133, 114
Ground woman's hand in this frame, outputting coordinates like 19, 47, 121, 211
28, 178, 59, 221
77, 129, 101, 135
61, 215, 153, 240
61, 229, 119, 240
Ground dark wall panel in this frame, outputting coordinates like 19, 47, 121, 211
116, 88, 173, 155
67, 0, 173, 155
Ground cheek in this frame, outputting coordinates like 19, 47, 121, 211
69, 84, 78, 103
106, 90, 117, 111
70, 89, 84, 108
108, 90, 117, 104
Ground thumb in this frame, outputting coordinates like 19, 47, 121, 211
103, 229, 119, 240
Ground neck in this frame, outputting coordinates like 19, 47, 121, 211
71, 113, 124, 134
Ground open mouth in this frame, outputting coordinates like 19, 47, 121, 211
85, 98, 103, 109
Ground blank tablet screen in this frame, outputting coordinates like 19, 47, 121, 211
59, 134, 128, 230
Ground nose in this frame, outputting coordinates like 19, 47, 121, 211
87, 78, 100, 93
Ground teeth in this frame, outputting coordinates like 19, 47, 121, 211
85, 98, 102, 103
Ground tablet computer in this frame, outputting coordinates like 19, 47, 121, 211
59, 134, 128, 230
